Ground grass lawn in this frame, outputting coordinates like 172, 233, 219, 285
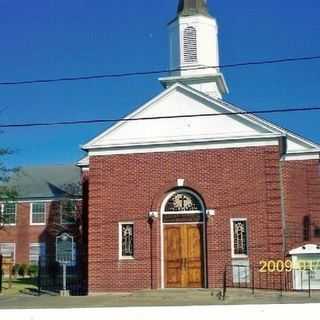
1, 277, 38, 296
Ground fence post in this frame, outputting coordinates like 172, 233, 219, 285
0, 255, 2, 294
279, 272, 283, 297
251, 265, 255, 295
222, 266, 227, 300
37, 256, 41, 296
308, 269, 311, 298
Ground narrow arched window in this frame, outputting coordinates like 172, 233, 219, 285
119, 222, 134, 259
231, 219, 248, 256
183, 26, 198, 63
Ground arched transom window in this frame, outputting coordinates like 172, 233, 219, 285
183, 26, 198, 64
163, 191, 204, 224
165, 192, 202, 212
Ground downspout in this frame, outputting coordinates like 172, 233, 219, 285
278, 136, 288, 258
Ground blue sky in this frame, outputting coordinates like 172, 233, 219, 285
1, 0, 320, 168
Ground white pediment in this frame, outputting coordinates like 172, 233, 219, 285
286, 134, 319, 153
82, 83, 320, 159
83, 84, 279, 150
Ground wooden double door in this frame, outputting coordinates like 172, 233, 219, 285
164, 224, 204, 288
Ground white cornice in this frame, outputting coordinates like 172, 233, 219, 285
281, 151, 320, 161
84, 133, 281, 150
159, 72, 229, 95
76, 156, 89, 168
88, 135, 280, 157
82, 83, 281, 151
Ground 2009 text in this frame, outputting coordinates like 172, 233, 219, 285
259, 260, 320, 273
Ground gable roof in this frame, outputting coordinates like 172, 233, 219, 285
82, 83, 320, 158
2, 165, 81, 200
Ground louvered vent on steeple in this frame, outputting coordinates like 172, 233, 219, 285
183, 26, 197, 63
159, 0, 229, 99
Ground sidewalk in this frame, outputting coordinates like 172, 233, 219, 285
0, 288, 319, 309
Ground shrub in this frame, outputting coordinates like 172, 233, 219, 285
18, 264, 28, 277
11, 264, 20, 277
27, 264, 38, 277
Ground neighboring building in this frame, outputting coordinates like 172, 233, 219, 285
0, 165, 83, 266
79, 0, 320, 293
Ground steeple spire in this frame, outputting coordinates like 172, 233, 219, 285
177, 0, 211, 17
159, 0, 228, 99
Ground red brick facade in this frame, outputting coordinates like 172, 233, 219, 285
282, 160, 320, 251
87, 146, 288, 293
0, 200, 83, 265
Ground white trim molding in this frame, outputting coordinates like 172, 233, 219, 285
87, 136, 280, 157
281, 152, 320, 161
76, 156, 89, 168
30, 202, 47, 226
0, 203, 17, 227
206, 209, 215, 217
149, 211, 159, 219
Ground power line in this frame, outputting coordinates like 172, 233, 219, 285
0, 55, 320, 86
1, 106, 320, 128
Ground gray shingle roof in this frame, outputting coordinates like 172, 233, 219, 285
3, 165, 81, 200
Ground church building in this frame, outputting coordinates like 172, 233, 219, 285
79, 0, 320, 293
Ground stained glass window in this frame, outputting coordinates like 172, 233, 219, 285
164, 192, 202, 212
120, 223, 134, 258
232, 220, 248, 255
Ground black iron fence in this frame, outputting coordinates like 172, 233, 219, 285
0, 255, 2, 294
222, 264, 314, 300
37, 254, 87, 296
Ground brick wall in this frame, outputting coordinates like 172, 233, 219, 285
0, 200, 83, 264
282, 160, 320, 251
87, 146, 284, 293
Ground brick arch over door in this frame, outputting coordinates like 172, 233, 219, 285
160, 188, 207, 289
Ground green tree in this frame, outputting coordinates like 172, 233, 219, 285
0, 148, 18, 227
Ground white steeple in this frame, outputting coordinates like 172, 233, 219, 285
159, 0, 228, 99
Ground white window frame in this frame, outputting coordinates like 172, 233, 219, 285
0, 242, 16, 263
0, 203, 17, 226
60, 200, 77, 225
230, 218, 248, 258
30, 202, 46, 226
118, 222, 134, 260
29, 242, 46, 265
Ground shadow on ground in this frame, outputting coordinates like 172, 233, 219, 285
0, 288, 320, 309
